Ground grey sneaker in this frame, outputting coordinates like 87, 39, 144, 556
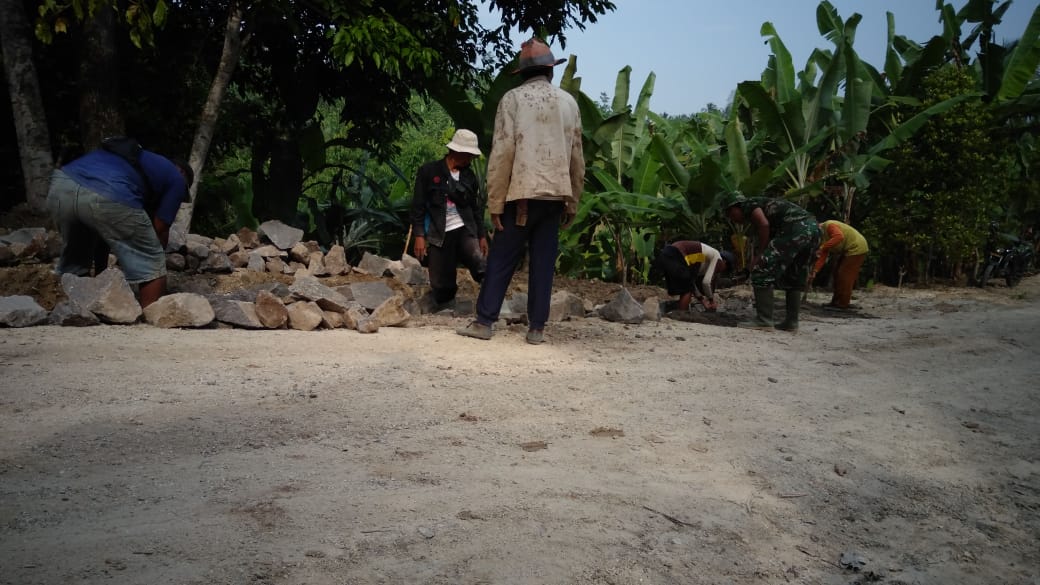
525, 329, 545, 345
456, 320, 492, 340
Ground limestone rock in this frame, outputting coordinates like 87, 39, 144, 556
598, 288, 645, 324
289, 242, 311, 264
350, 281, 395, 310
166, 222, 188, 253
356, 252, 392, 277
61, 268, 141, 324
340, 305, 369, 330
364, 294, 410, 328
390, 253, 428, 285
324, 245, 349, 276
248, 282, 292, 299
0, 227, 46, 246
357, 318, 380, 334
253, 245, 286, 258
265, 257, 288, 275
185, 234, 213, 259
143, 293, 215, 328
307, 251, 328, 276
642, 296, 662, 322
258, 220, 304, 250
290, 275, 351, 312
549, 290, 586, 322
200, 252, 233, 273
166, 253, 187, 271
218, 234, 240, 254
255, 290, 289, 329
286, 301, 323, 331
0, 295, 48, 327
49, 299, 100, 326
246, 251, 266, 272
500, 293, 528, 323
212, 299, 264, 329
237, 227, 261, 249
322, 311, 345, 329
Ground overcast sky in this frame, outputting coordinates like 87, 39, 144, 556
486, 0, 1039, 115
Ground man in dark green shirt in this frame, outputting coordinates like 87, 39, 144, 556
723, 192, 820, 332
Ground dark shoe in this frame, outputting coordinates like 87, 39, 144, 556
526, 329, 545, 345
823, 303, 851, 312
456, 320, 492, 340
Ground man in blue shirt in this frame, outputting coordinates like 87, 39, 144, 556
47, 144, 193, 307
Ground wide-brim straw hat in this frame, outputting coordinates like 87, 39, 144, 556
512, 37, 566, 74
445, 129, 482, 157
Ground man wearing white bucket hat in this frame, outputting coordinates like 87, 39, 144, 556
410, 129, 488, 308
457, 37, 585, 345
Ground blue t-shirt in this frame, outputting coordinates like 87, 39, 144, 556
61, 149, 188, 225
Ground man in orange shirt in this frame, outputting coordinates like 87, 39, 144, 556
809, 220, 869, 309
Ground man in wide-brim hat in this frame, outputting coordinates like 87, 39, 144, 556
457, 38, 585, 345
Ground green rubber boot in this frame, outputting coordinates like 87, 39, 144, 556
739, 286, 774, 329
776, 290, 801, 332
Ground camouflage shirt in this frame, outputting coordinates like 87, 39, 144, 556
737, 197, 814, 236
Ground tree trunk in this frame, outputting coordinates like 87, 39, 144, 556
171, 2, 247, 236
78, 4, 124, 147
0, 0, 54, 213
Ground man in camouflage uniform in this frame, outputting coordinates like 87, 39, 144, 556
723, 192, 820, 331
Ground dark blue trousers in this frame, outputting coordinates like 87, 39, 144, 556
476, 199, 563, 330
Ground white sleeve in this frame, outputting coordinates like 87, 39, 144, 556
700, 244, 721, 297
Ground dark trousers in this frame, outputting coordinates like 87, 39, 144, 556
476, 199, 563, 330
427, 228, 485, 304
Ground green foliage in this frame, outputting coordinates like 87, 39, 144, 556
863, 66, 1013, 282
18, 0, 1039, 288
35, 0, 168, 48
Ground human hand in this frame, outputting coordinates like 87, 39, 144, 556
479, 237, 488, 258
492, 214, 504, 232
702, 297, 718, 312
561, 212, 575, 229
414, 236, 426, 260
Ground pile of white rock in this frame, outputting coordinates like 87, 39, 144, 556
0, 219, 661, 330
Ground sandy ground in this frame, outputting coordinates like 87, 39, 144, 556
1, 276, 1038, 585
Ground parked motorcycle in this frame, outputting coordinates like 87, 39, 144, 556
976, 223, 1034, 288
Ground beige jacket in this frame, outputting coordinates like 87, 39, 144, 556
485, 76, 585, 215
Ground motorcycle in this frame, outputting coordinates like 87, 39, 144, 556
976, 222, 1035, 288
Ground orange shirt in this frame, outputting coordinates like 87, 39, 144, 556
813, 220, 869, 273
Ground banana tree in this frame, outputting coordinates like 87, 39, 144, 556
734, 1, 867, 205
557, 61, 677, 284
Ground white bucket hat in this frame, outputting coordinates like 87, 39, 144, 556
445, 129, 482, 157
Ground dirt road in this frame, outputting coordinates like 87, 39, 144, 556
1, 279, 1038, 585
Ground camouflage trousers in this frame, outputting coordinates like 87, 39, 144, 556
750, 219, 821, 291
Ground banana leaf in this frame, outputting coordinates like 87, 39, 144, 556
736, 82, 786, 145
883, 12, 903, 89
724, 118, 750, 185
816, 1, 844, 45
997, 4, 1040, 102
611, 66, 632, 114
760, 22, 796, 105
686, 157, 723, 214
626, 153, 663, 196
841, 57, 872, 143
649, 133, 690, 188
